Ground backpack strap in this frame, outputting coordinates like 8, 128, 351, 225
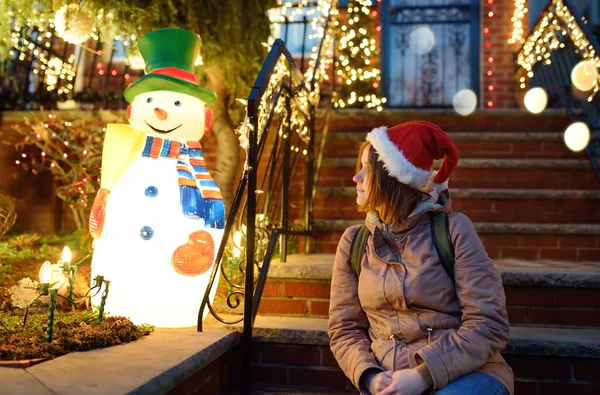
350, 225, 369, 278
431, 212, 455, 281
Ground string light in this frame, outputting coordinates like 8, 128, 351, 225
508, 0, 528, 45
485, 0, 495, 108
236, 0, 337, 168
7, 12, 84, 97
333, 0, 385, 110
516, 0, 600, 102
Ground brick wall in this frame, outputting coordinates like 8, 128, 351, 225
252, 342, 356, 392
506, 287, 600, 327
257, 280, 331, 317
250, 342, 600, 394
167, 344, 242, 395
506, 355, 600, 395
258, 278, 600, 328
482, 0, 524, 109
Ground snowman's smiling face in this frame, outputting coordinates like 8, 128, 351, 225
128, 90, 206, 141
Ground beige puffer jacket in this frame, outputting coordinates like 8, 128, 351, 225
328, 199, 514, 394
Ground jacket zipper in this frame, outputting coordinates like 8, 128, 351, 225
389, 334, 397, 371
426, 327, 432, 344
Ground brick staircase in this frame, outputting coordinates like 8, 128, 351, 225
312, 110, 600, 259
239, 110, 600, 394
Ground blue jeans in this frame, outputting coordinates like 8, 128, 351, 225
432, 372, 508, 395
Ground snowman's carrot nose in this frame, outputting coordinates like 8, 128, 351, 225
154, 108, 168, 120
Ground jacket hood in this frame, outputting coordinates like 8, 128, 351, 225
365, 190, 453, 235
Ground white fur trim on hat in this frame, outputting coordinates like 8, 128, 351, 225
422, 170, 449, 193
366, 126, 432, 190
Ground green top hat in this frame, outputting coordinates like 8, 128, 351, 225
123, 28, 216, 105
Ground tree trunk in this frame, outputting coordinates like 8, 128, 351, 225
204, 63, 240, 213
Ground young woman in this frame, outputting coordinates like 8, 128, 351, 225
328, 121, 513, 395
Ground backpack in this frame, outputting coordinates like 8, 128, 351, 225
349, 211, 455, 281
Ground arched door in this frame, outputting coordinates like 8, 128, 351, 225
381, 0, 480, 107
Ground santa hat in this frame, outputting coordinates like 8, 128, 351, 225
365, 121, 459, 193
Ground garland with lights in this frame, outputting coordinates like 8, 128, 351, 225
515, 0, 600, 102
508, 0, 528, 45
333, 0, 385, 110
240, 0, 337, 167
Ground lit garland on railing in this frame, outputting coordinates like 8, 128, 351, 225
237, 0, 337, 167
508, 0, 528, 45
333, 0, 385, 110
515, 0, 600, 101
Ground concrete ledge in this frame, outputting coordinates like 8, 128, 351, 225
1, 329, 241, 395
241, 316, 600, 358
267, 254, 600, 287
505, 326, 600, 358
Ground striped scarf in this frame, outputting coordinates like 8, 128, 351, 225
141, 136, 225, 229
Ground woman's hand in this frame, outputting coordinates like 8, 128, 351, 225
378, 368, 426, 395
365, 370, 393, 394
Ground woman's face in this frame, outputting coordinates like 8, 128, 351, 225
353, 148, 370, 206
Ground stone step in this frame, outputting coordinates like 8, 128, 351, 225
241, 315, 600, 358
322, 157, 590, 169
327, 131, 565, 142
317, 187, 600, 200
311, 188, 600, 224
324, 141, 584, 161
308, 221, 600, 260
234, 255, 600, 327
213, 313, 600, 393
312, 220, 600, 235
317, 109, 572, 133
318, 158, 599, 189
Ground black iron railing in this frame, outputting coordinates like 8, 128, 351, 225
197, 0, 336, 391
516, 0, 600, 180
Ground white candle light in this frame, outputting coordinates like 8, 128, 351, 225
39, 261, 52, 284
62, 246, 72, 265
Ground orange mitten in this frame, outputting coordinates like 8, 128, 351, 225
171, 230, 215, 276
89, 188, 110, 238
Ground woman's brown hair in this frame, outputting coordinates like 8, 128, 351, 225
356, 142, 425, 225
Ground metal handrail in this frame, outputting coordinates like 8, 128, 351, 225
516, 0, 600, 181
197, 2, 337, 392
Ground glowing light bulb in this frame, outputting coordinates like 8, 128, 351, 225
523, 87, 548, 114
571, 59, 598, 91
62, 246, 72, 264
564, 122, 590, 152
409, 26, 435, 55
452, 89, 477, 116
39, 261, 52, 284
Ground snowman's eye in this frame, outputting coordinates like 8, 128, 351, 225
174, 100, 181, 107
146, 97, 153, 103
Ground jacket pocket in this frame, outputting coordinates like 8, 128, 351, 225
371, 338, 394, 369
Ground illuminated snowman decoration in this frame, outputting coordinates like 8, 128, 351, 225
89, 28, 225, 327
